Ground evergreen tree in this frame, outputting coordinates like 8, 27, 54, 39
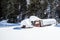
0, 0, 59, 23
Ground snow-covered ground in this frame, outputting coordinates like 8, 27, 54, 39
0, 22, 60, 40
0, 25, 60, 40
0, 16, 60, 40
0, 20, 20, 27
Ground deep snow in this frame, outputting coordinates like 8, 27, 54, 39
0, 17, 60, 40
0, 16, 58, 27
0, 20, 20, 27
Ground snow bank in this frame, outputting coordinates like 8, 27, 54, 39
0, 20, 20, 27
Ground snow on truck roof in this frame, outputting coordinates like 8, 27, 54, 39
29, 16, 42, 21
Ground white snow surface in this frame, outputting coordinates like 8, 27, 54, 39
20, 19, 33, 27
29, 16, 42, 21
0, 20, 20, 26
0, 25, 60, 40
0, 16, 60, 40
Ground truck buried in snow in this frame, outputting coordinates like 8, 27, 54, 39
20, 16, 57, 28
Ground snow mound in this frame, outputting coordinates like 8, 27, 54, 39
0, 20, 20, 27
20, 19, 33, 27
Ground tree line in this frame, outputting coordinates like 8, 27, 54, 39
0, 0, 60, 23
